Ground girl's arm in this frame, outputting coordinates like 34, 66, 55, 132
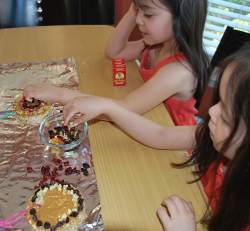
117, 61, 195, 115
105, 2, 145, 60
63, 96, 196, 150
23, 84, 88, 105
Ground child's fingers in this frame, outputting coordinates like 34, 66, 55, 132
73, 114, 86, 125
23, 93, 34, 102
23, 86, 38, 101
175, 197, 194, 213
170, 196, 189, 212
63, 105, 77, 125
181, 200, 192, 213
25, 96, 33, 102
161, 197, 179, 216
63, 111, 75, 125
157, 207, 170, 221
157, 207, 171, 230
170, 196, 195, 215
63, 107, 88, 126
22, 91, 32, 101
162, 195, 193, 216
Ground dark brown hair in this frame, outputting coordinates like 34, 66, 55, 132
135, 0, 209, 105
176, 44, 250, 230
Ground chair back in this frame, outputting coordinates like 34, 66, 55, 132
198, 27, 250, 121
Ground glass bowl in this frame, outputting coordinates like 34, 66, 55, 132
39, 113, 88, 151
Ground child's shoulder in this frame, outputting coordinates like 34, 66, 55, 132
158, 62, 196, 98
158, 56, 194, 81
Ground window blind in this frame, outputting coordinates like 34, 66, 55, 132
204, 0, 250, 56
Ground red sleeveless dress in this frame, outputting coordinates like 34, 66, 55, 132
201, 162, 250, 230
201, 162, 224, 211
139, 49, 197, 126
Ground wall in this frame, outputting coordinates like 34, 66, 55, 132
0, 0, 114, 28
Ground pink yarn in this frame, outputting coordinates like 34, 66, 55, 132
0, 210, 27, 228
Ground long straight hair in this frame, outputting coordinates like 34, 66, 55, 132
160, 0, 209, 105
175, 45, 250, 230
134, 0, 209, 105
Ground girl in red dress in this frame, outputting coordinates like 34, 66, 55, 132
58, 45, 250, 231
24, 0, 209, 126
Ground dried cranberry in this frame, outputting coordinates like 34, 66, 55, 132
38, 176, 48, 187
65, 167, 73, 175
58, 164, 63, 171
63, 161, 69, 167
51, 169, 58, 178
22, 101, 27, 109
41, 166, 51, 177
53, 157, 62, 165
41, 166, 46, 175
26, 166, 33, 173
57, 135, 65, 142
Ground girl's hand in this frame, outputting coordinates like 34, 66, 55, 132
23, 84, 64, 102
127, 1, 138, 17
157, 196, 196, 231
63, 96, 113, 125
24, 84, 84, 104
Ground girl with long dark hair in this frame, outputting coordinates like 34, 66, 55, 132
24, 0, 208, 127
157, 46, 250, 231
106, 0, 209, 125
48, 45, 250, 230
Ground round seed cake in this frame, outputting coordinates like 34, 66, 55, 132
27, 182, 86, 231
13, 95, 51, 124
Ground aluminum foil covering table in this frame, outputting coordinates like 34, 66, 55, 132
0, 58, 103, 231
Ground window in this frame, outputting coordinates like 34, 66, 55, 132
204, 0, 250, 56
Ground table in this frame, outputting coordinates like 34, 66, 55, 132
0, 25, 207, 231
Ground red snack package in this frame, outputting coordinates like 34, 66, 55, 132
112, 59, 127, 86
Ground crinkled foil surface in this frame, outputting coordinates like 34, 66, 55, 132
0, 58, 103, 231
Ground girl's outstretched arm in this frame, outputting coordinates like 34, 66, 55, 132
105, 2, 145, 60
63, 96, 196, 150
23, 84, 88, 104
117, 60, 195, 115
